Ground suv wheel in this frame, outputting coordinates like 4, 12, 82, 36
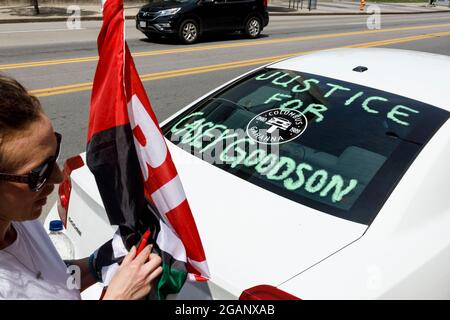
179, 20, 199, 44
244, 16, 262, 39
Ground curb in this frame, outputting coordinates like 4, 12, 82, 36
0, 10, 449, 24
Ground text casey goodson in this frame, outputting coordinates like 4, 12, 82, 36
174, 304, 275, 318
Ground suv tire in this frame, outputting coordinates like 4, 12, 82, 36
244, 16, 262, 39
178, 19, 199, 44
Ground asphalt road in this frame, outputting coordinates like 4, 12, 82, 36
1, 13, 449, 217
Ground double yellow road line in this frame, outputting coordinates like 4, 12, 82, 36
29, 29, 450, 98
29, 56, 290, 97
2, 22, 450, 71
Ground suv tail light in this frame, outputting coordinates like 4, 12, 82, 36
263, 0, 268, 7
58, 155, 84, 228
239, 285, 300, 300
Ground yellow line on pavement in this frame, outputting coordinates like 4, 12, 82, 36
30, 54, 305, 97
347, 30, 450, 48
2, 22, 450, 71
30, 31, 450, 98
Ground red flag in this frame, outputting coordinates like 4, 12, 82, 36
87, 0, 209, 299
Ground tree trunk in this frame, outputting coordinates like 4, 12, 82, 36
32, 0, 40, 15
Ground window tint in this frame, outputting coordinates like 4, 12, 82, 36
163, 68, 450, 225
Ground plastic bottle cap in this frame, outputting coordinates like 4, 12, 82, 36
49, 220, 64, 232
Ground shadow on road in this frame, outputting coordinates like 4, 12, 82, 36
139, 33, 270, 45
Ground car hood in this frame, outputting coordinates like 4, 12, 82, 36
166, 142, 368, 297
140, 1, 187, 12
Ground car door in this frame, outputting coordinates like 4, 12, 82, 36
225, 0, 255, 30
197, 0, 229, 32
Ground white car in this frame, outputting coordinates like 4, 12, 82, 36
46, 48, 450, 299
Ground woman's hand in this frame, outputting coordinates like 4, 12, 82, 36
103, 245, 163, 300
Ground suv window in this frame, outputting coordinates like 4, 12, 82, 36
163, 68, 450, 225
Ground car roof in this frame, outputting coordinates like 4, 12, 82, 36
269, 48, 450, 112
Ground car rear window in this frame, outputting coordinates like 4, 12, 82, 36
163, 68, 450, 225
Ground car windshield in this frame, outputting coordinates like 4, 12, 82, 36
163, 68, 450, 225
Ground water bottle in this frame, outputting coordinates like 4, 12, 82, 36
48, 220, 75, 260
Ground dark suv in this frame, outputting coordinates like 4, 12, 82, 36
136, 0, 269, 44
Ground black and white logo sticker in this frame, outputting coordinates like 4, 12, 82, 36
246, 108, 308, 145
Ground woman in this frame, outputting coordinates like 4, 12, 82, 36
0, 74, 162, 299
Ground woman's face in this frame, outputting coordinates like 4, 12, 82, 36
0, 114, 63, 222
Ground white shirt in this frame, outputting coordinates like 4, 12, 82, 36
0, 219, 81, 300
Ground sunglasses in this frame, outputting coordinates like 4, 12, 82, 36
0, 132, 61, 192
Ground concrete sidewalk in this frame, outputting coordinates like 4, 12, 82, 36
0, 1, 449, 23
